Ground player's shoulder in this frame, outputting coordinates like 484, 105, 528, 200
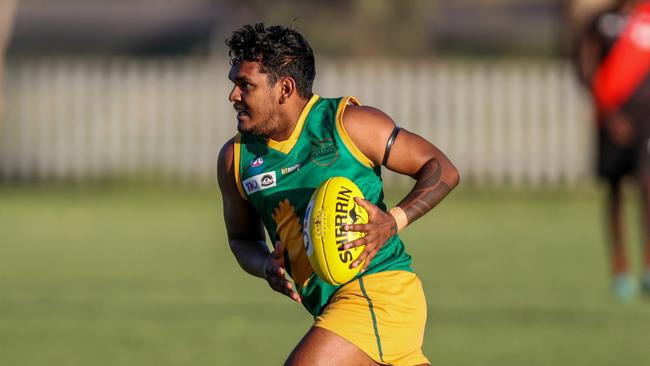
340, 103, 397, 166
217, 134, 245, 196
342, 104, 396, 131
217, 134, 240, 174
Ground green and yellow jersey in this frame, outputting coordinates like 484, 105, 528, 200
234, 94, 412, 316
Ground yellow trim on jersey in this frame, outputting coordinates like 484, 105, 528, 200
267, 94, 320, 154
314, 271, 429, 366
232, 133, 247, 200
335, 96, 375, 168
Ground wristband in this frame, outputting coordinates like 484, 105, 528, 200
389, 206, 408, 232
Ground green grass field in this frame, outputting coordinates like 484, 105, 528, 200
1, 183, 650, 366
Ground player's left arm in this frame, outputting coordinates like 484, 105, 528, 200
341, 105, 460, 271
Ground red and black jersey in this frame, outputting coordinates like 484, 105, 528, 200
588, 2, 650, 121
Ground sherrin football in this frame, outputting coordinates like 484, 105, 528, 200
303, 176, 368, 285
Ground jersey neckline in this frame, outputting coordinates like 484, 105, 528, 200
267, 94, 320, 154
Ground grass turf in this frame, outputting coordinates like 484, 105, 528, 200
1, 183, 649, 365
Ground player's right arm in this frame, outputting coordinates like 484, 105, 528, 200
574, 17, 602, 89
573, 14, 633, 144
217, 138, 301, 303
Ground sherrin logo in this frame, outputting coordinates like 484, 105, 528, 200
333, 186, 356, 264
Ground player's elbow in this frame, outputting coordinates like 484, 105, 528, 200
445, 162, 460, 189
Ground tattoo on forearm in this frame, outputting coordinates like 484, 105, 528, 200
398, 158, 452, 223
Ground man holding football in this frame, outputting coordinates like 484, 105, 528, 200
217, 23, 459, 365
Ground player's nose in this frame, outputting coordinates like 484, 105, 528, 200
228, 86, 241, 104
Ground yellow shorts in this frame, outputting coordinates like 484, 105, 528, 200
314, 270, 429, 365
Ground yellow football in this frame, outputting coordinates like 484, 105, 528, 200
303, 176, 368, 285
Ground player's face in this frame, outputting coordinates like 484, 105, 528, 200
228, 61, 281, 137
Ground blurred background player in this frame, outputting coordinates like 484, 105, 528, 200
576, 0, 650, 300
0, 0, 18, 122
217, 23, 459, 365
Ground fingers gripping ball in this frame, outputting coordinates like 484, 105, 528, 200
303, 177, 368, 285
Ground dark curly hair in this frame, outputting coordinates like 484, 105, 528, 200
226, 23, 315, 98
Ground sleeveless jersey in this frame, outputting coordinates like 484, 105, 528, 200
589, 4, 650, 122
586, 4, 650, 181
233, 94, 412, 316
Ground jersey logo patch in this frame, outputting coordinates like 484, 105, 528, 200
250, 156, 264, 168
242, 171, 277, 195
281, 164, 301, 175
310, 138, 339, 166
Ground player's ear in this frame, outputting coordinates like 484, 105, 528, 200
278, 77, 295, 104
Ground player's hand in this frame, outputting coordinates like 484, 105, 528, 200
341, 197, 398, 272
263, 241, 301, 303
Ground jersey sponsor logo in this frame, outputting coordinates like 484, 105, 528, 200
310, 138, 339, 166
281, 164, 301, 175
250, 156, 264, 168
260, 173, 274, 187
242, 171, 277, 195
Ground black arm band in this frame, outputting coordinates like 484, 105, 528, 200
382, 127, 401, 166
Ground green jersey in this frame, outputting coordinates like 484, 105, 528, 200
234, 94, 412, 316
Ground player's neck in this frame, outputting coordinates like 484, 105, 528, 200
269, 96, 311, 142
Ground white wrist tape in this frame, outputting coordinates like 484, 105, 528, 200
389, 206, 408, 232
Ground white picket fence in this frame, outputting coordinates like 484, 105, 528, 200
0, 56, 594, 187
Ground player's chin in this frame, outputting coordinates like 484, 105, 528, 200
238, 121, 270, 137
236, 119, 255, 134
